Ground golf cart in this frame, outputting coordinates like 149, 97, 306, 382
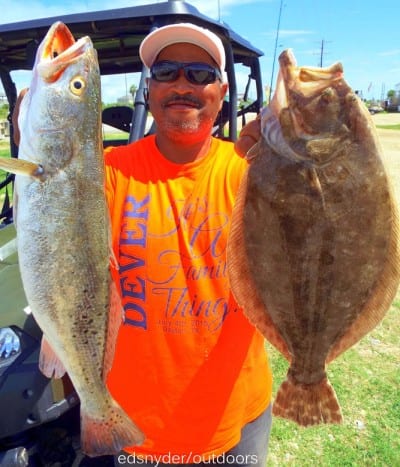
0, 1, 264, 465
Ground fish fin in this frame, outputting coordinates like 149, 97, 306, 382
273, 374, 343, 426
227, 167, 291, 360
107, 211, 119, 270
102, 281, 123, 381
0, 158, 45, 181
80, 397, 145, 456
327, 198, 400, 363
246, 140, 262, 161
109, 244, 119, 270
39, 336, 66, 379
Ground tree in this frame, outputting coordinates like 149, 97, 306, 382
387, 89, 399, 107
129, 84, 137, 101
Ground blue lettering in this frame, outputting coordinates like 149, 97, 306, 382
120, 223, 147, 246
189, 213, 229, 258
123, 194, 150, 218
119, 251, 145, 274
119, 194, 150, 330
124, 302, 147, 329
120, 276, 145, 300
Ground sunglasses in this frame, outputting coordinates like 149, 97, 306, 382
150, 60, 222, 85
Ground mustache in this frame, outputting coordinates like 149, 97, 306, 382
161, 94, 202, 107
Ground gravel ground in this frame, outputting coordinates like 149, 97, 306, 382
371, 112, 400, 127
371, 113, 400, 201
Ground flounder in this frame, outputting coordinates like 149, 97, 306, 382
228, 49, 400, 426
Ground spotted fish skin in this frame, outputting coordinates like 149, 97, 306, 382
228, 49, 400, 426
2, 22, 144, 455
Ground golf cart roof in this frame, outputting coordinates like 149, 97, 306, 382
0, 0, 264, 74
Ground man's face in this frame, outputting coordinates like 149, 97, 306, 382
147, 43, 228, 145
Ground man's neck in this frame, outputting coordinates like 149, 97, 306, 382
155, 134, 213, 164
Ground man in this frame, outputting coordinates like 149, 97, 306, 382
12, 23, 271, 467
105, 24, 272, 466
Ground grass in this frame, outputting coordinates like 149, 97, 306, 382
0, 141, 12, 205
103, 130, 129, 141
266, 297, 400, 466
0, 139, 10, 157
376, 124, 400, 131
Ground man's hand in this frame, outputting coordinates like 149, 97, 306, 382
234, 115, 261, 158
12, 88, 28, 146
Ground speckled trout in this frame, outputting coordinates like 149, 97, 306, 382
0, 22, 144, 455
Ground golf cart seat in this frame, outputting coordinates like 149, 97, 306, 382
102, 105, 133, 132
102, 106, 132, 147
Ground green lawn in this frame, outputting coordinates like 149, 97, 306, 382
0, 147, 10, 158
376, 124, 400, 131
0, 142, 12, 205
267, 297, 399, 466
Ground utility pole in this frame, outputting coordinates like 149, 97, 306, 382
319, 39, 325, 67
318, 39, 331, 67
380, 83, 385, 102
269, 0, 284, 104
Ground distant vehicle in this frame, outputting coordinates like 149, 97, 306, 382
386, 104, 400, 113
0, 1, 264, 465
368, 105, 384, 114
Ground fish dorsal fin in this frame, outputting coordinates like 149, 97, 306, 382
39, 335, 66, 379
327, 196, 400, 362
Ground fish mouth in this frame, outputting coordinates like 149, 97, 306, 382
36, 21, 93, 83
261, 49, 349, 164
271, 49, 344, 140
278, 49, 343, 100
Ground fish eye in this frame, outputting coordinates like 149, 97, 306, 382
70, 76, 86, 95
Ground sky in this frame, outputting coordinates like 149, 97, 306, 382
1, 0, 399, 104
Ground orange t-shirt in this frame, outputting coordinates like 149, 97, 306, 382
105, 135, 272, 459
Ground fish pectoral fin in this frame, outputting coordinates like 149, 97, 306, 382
0, 158, 45, 181
102, 281, 124, 381
246, 140, 262, 162
39, 336, 66, 379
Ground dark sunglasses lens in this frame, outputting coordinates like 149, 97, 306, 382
186, 66, 216, 85
151, 61, 220, 85
151, 63, 178, 82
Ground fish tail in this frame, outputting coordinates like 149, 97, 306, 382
80, 397, 145, 457
273, 374, 343, 426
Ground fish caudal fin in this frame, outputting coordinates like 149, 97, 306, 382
80, 398, 145, 457
273, 375, 343, 426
